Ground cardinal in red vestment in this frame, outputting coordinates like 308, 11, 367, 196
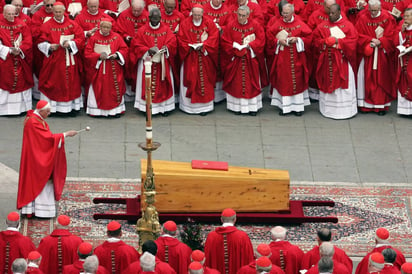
94, 221, 140, 273
155, 221, 193, 274
266, 3, 312, 116
38, 215, 83, 273
356, 2, 396, 115
37, 1, 85, 114
312, 3, 358, 119
177, 5, 219, 115
17, 100, 78, 217
0, 4, 33, 116
268, 226, 304, 274
221, 5, 265, 115
0, 212, 36, 274
130, 7, 177, 115
204, 208, 254, 274
84, 18, 128, 117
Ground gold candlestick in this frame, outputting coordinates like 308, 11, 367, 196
136, 57, 161, 251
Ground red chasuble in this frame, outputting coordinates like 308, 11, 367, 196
356, 11, 397, 105
204, 226, 254, 274
266, 17, 312, 96
301, 245, 353, 273
355, 246, 406, 274
0, 16, 33, 93
177, 16, 219, 103
84, 30, 128, 110
155, 237, 192, 274
0, 231, 36, 274
129, 22, 177, 104
17, 110, 66, 209
122, 257, 177, 274
94, 240, 140, 273
312, 17, 358, 93
37, 16, 85, 102
221, 18, 265, 99
396, 28, 412, 100
38, 229, 83, 274
268, 241, 304, 274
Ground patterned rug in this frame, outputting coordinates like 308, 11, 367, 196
21, 179, 412, 258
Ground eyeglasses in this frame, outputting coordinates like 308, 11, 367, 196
45, 4, 54, 7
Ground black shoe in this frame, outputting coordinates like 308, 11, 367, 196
377, 111, 386, 116
294, 111, 303, 116
249, 112, 257, 116
200, 112, 208, 116
279, 110, 286, 116
161, 112, 169, 117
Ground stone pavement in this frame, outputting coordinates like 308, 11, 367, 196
1, 99, 412, 225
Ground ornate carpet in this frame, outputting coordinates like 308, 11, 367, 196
21, 179, 412, 258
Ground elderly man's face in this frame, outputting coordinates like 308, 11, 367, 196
100, 21, 112, 35
237, 9, 248, 24
44, 0, 56, 13
149, 10, 161, 26
237, 0, 246, 6
39, 108, 51, 119
368, 4, 380, 17
164, 0, 175, 14
87, 0, 99, 13
328, 5, 340, 22
132, 5, 144, 17
281, 6, 293, 22
53, 5, 65, 20
192, 7, 203, 23
3, 6, 15, 22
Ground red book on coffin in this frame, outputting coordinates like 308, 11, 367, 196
191, 160, 229, 171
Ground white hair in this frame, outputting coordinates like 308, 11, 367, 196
140, 252, 156, 272
12, 258, 27, 273
319, 242, 335, 258
270, 226, 287, 240
368, 0, 381, 7
83, 255, 99, 273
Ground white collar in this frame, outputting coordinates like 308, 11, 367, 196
210, 1, 222, 9
107, 237, 121, 243
28, 262, 39, 268
371, 11, 381, 18
7, 227, 19, 232
193, 19, 202, 26
222, 222, 234, 227
150, 22, 161, 29
54, 16, 65, 23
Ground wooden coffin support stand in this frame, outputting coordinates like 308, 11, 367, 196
93, 159, 338, 224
